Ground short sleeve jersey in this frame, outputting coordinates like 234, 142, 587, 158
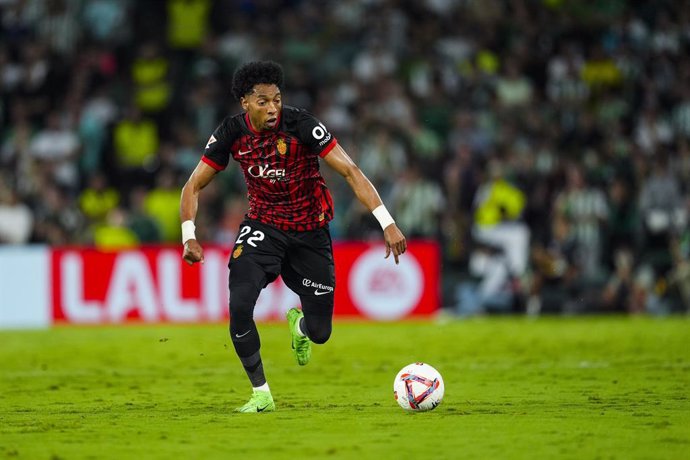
201, 105, 338, 232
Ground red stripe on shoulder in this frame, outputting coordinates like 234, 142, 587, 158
319, 138, 338, 158
202, 155, 224, 171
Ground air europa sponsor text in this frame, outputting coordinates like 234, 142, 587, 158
302, 278, 334, 292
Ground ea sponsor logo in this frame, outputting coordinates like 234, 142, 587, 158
348, 247, 423, 319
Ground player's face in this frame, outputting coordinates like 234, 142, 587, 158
242, 84, 282, 131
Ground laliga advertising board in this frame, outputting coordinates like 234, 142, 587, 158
49, 242, 439, 325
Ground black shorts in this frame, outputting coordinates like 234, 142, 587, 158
228, 218, 335, 314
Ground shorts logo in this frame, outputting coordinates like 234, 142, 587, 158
302, 278, 334, 296
276, 138, 287, 155
233, 244, 243, 259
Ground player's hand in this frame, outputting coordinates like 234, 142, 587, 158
183, 239, 205, 265
384, 224, 407, 265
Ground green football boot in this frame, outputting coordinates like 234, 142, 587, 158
286, 307, 311, 366
234, 390, 275, 413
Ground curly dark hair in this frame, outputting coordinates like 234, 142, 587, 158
231, 61, 284, 100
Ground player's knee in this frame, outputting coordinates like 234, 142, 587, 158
229, 283, 259, 321
302, 302, 333, 344
310, 330, 331, 344
307, 324, 331, 344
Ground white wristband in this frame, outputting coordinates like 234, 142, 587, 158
181, 220, 196, 244
372, 205, 395, 230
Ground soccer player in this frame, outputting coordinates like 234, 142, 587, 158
179, 61, 406, 413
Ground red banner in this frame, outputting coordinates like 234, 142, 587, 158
51, 242, 439, 324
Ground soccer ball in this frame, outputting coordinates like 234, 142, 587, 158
393, 362, 444, 412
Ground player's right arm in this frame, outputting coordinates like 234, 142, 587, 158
180, 161, 219, 265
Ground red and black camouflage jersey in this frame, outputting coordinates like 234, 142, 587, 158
201, 105, 338, 232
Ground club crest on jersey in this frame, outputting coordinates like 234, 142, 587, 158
233, 244, 243, 259
276, 138, 287, 155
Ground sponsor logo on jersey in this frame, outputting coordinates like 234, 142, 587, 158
205, 135, 217, 149
318, 132, 332, 147
233, 244, 243, 259
247, 164, 286, 183
312, 122, 332, 147
276, 138, 287, 155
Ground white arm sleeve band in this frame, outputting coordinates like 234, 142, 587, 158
181, 220, 196, 244
372, 205, 395, 230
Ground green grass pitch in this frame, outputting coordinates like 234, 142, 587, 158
1, 317, 688, 459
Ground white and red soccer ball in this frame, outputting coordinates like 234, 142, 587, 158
393, 362, 444, 412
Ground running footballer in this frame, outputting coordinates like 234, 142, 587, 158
180, 61, 406, 413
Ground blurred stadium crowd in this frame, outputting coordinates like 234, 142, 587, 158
1, 0, 689, 315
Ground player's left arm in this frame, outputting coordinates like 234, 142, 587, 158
323, 143, 407, 264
